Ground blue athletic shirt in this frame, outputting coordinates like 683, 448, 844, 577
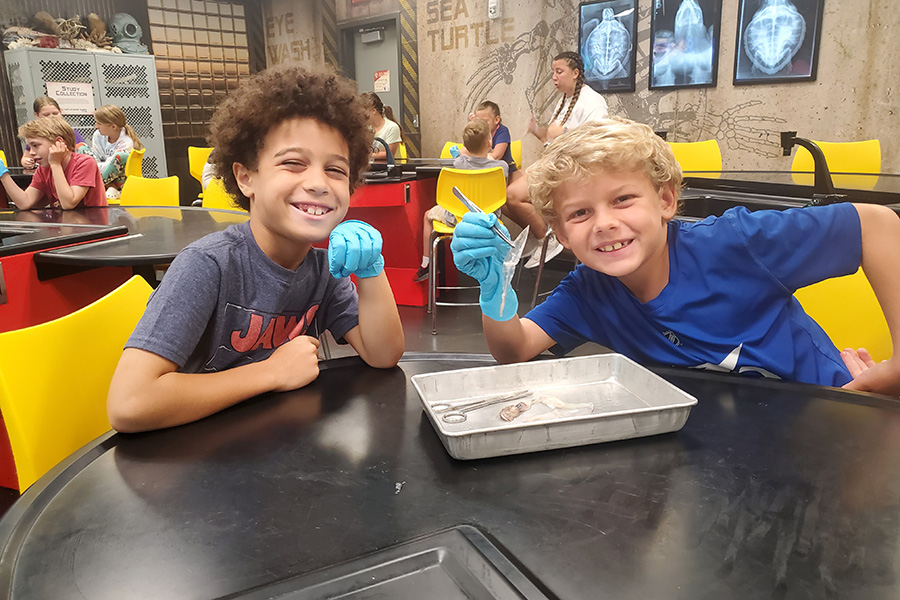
491, 123, 517, 174
526, 204, 862, 387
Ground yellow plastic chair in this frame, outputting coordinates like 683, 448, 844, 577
120, 175, 180, 207
440, 141, 464, 159
202, 178, 246, 213
0, 150, 6, 166
188, 146, 214, 183
396, 142, 408, 161
123, 147, 145, 178
795, 269, 891, 363
429, 166, 508, 334
790, 139, 881, 190
510, 140, 522, 170
0, 275, 153, 490
668, 140, 722, 178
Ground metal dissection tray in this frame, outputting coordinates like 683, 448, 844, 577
219, 525, 551, 600
411, 354, 697, 460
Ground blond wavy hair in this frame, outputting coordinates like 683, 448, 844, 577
527, 118, 683, 224
19, 116, 76, 150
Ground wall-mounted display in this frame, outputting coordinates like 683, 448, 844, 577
650, 0, 722, 90
579, 0, 638, 93
734, 0, 823, 84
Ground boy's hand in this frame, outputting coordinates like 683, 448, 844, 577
48, 140, 67, 166
267, 335, 321, 392
328, 220, 384, 279
842, 348, 900, 396
451, 212, 518, 320
21, 156, 34, 170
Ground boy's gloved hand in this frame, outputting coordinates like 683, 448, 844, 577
328, 220, 384, 279
0, 156, 8, 178
451, 212, 518, 321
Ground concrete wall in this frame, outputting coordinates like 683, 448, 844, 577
263, 0, 897, 171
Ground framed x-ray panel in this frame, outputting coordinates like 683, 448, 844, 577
734, 0, 823, 84
649, 0, 722, 90
579, 0, 638, 93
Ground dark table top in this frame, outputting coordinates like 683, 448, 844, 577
18, 205, 248, 267
1, 353, 899, 599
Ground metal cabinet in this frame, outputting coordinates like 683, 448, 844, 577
4, 47, 168, 177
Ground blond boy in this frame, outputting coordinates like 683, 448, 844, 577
0, 116, 106, 209
451, 118, 900, 395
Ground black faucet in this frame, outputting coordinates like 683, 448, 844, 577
373, 137, 395, 168
780, 132, 845, 205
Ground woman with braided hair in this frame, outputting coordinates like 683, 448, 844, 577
511, 52, 609, 267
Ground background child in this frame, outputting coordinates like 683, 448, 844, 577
0, 115, 106, 209
415, 118, 509, 282
470, 100, 518, 182
360, 91, 401, 161
451, 118, 900, 396
91, 104, 143, 198
20, 96, 88, 170
383, 105, 408, 155
107, 66, 404, 432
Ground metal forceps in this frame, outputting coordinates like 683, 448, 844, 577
433, 390, 532, 423
452, 186, 514, 248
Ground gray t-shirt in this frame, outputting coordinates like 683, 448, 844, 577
453, 155, 509, 179
127, 221, 359, 373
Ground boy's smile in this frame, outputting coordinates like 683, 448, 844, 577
235, 117, 351, 270
552, 169, 678, 303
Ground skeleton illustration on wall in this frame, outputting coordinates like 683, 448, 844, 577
463, 0, 787, 161
650, 0, 720, 89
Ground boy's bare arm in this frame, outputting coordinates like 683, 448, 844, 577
484, 314, 555, 363
107, 336, 322, 433
48, 141, 88, 209
842, 203, 900, 395
0, 174, 43, 209
343, 271, 404, 368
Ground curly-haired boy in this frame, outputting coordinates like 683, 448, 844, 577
108, 66, 404, 432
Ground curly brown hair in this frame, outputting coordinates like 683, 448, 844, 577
209, 66, 372, 211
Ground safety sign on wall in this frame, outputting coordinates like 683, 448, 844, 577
374, 70, 390, 93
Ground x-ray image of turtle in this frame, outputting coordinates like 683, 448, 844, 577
743, 0, 807, 76
651, 0, 716, 87
581, 7, 635, 87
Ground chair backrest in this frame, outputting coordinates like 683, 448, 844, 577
0, 150, 6, 166
790, 139, 881, 189
202, 177, 246, 212
440, 141, 463, 159
435, 166, 507, 218
123, 147, 145, 178
667, 140, 722, 178
0, 275, 153, 490
120, 175, 180, 207
396, 142, 408, 161
795, 268, 891, 362
509, 140, 522, 169
188, 146, 214, 182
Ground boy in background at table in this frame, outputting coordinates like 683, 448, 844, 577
451, 118, 900, 395
0, 115, 106, 209
414, 118, 508, 282
108, 66, 405, 432
469, 100, 520, 184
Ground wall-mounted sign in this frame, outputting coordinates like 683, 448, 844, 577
45, 82, 94, 115
374, 69, 390, 92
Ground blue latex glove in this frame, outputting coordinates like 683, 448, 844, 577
328, 220, 384, 279
0, 156, 7, 178
451, 212, 518, 321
